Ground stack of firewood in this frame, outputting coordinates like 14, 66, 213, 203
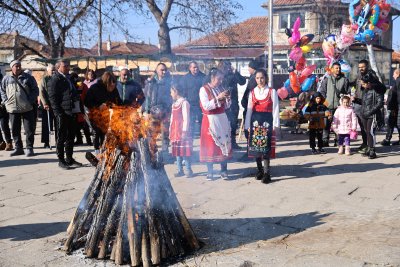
64, 138, 199, 266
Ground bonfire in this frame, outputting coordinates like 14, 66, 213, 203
64, 106, 199, 266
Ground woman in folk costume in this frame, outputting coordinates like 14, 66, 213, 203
169, 84, 193, 178
199, 68, 232, 180
245, 69, 280, 184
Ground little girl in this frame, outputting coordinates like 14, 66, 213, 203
332, 95, 357, 155
169, 84, 193, 177
245, 69, 280, 184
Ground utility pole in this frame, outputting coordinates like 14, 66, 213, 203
98, 0, 102, 56
268, 0, 274, 88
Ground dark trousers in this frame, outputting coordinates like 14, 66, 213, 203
357, 115, 367, 146
75, 121, 92, 144
56, 114, 76, 161
93, 125, 105, 150
189, 108, 202, 137
361, 117, 375, 148
309, 128, 323, 148
9, 111, 35, 149
41, 109, 55, 144
385, 110, 400, 141
0, 112, 12, 143
323, 109, 335, 142
227, 106, 239, 144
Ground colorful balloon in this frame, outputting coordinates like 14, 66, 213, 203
289, 46, 303, 62
301, 75, 316, 92
290, 72, 301, 94
300, 34, 315, 46
295, 57, 306, 72
301, 45, 312, 54
285, 28, 292, 37
339, 24, 355, 49
301, 64, 317, 77
277, 87, 289, 100
368, 4, 380, 28
338, 59, 351, 73
284, 79, 291, 89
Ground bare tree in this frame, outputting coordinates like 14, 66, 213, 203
127, 0, 243, 54
0, 0, 95, 58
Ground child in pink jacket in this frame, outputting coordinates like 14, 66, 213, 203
332, 95, 357, 155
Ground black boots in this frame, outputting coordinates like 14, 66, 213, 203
255, 159, 263, 180
368, 148, 377, 159
262, 172, 271, 184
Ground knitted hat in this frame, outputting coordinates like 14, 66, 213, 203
10, 60, 21, 68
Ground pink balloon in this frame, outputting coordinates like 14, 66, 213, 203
289, 47, 303, 62
301, 64, 317, 77
277, 87, 289, 100
288, 37, 296, 46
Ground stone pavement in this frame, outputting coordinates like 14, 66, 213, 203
0, 128, 400, 267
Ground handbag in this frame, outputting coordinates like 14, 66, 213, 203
350, 130, 358, 140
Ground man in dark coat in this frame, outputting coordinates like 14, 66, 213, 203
181, 61, 206, 136
48, 59, 81, 169
320, 62, 350, 147
218, 60, 246, 149
117, 68, 145, 107
351, 59, 380, 153
241, 60, 261, 139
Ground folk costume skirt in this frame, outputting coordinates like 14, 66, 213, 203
248, 111, 276, 159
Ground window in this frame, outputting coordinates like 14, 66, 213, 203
280, 13, 305, 29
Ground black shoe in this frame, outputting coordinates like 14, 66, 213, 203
322, 140, 329, 147
380, 139, 391, 146
174, 171, 184, 177
255, 170, 264, 180
87, 140, 93, 146
25, 148, 35, 157
311, 148, 319, 154
66, 158, 83, 168
358, 144, 368, 154
368, 149, 377, 159
318, 148, 326, 154
361, 147, 370, 157
220, 172, 229, 180
74, 140, 83, 145
261, 173, 271, 184
59, 160, 72, 170
10, 148, 24, 156
43, 143, 50, 148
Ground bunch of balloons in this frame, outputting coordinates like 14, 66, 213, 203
349, 0, 391, 44
277, 17, 318, 100
322, 33, 352, 72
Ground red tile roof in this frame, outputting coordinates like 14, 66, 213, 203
393, 51, 400, 63
269, 0, 344, 6
90, 41, 159, 56
183, 17, 268, 47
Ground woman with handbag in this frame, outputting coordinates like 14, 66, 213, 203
352, 73, 385, 159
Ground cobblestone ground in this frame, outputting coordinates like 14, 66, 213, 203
0, 127, 399, 267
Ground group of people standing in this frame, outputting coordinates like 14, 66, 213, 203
1, 57, 398, 183
305, 59, 399, 159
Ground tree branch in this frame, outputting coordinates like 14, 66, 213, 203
169, 25, 204, 32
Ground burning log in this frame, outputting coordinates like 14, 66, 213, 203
64, 107, 199, 266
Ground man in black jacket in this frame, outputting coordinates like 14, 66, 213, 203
241, 60, 261, 139
48, 59, 82, 169
181, 61, 206, 136
218, 60, 246, 149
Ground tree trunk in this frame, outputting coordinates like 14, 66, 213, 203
158, 23, 172, 54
